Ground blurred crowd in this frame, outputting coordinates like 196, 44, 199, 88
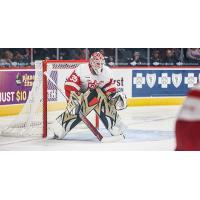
0, 48, 31, 67
150, 48, 200, 66
0, 48, 200, 67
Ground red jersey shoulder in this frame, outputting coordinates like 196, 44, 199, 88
64, 70, 81, 98
67, 70, 81, 84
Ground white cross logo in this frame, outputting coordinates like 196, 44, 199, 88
158, 73, 171, 88
133, 73, 145, 88
184, 73, 197, 88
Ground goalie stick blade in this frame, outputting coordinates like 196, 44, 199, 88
101, 135, 125, 143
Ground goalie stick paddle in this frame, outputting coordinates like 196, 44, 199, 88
43, 71, 104, 142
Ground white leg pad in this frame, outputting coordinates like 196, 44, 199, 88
47, 121, 66, 139
108, 116, 127, 136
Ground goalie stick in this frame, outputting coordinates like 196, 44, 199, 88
44, 71, 123, 142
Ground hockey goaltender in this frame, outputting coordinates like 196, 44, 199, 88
48, 52, 127, 141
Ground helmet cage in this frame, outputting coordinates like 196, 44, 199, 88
89, 52, 105, 75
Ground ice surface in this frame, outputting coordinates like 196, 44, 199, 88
0, 106, 180, 151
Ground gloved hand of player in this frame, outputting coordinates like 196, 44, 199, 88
109, 92, 127, 110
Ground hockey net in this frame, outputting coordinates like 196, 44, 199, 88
1, 60, 99, 138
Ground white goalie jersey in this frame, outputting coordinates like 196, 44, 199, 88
64, 63, 117, 99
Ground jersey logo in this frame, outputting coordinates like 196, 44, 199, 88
87, 80, 104, 89
88, 80, 99, 89
69, 74, 78, 83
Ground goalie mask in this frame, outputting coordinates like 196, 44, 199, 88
89, 52, 105, 75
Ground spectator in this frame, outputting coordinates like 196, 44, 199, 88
150, 49, 162, 66
172, 48, 183, 65
163, 49, 176, 65
33, 48, 57, 60
13, 51, 25, 65
186, 48, 200, 61
107, 56, 115, 67
24, 48, 31, 61
118, 49, 147, 66
0, 48, 31, 67
0, 50, 14, 67
173, 49, 182, 61
129, 51, 145, 66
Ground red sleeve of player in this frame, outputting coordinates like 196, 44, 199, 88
64, 70, 81, 98
102, 78, 117, 97
175, 86, 200, 150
